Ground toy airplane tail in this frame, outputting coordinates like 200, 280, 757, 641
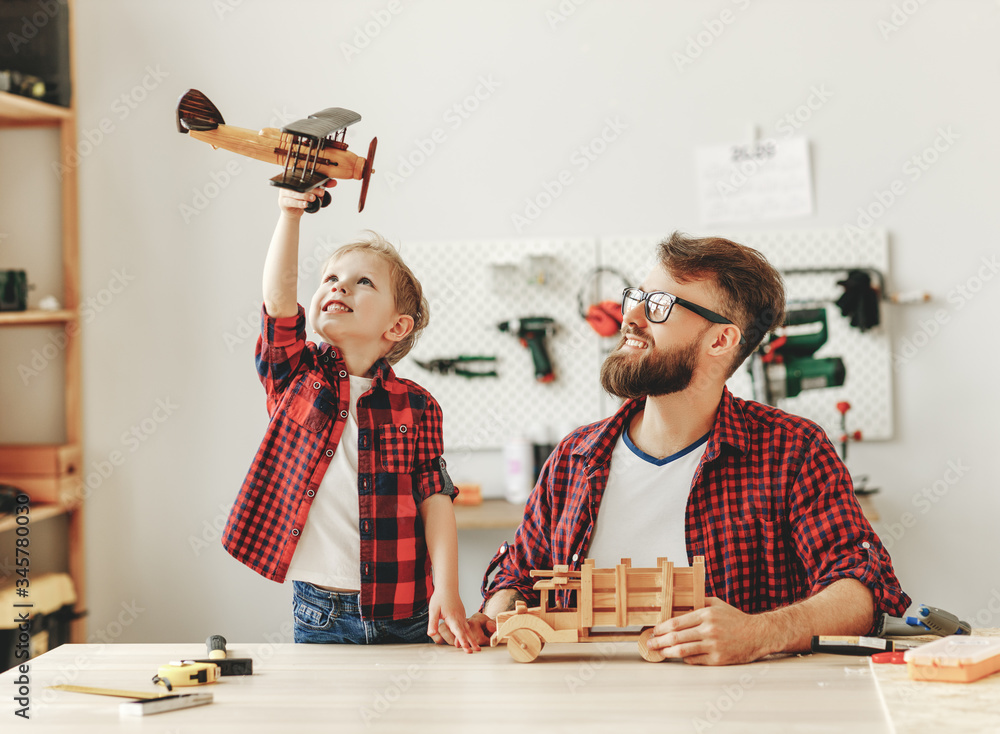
176, 89, 225, 133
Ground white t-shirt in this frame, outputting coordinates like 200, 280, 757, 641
586, 428, 710, 570
286, 374, 372, 590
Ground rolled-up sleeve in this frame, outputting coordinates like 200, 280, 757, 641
790, 438, 911, 626
412, 394, 457, 503
256, 304, 308, 412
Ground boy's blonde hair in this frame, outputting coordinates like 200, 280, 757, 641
326, 232, 429, 365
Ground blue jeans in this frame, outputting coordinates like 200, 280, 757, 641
292, 581, 433, 644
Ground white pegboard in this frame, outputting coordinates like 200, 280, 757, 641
602, 229, 893, 441
394, 238, 607, 450
394, 229, 893, 451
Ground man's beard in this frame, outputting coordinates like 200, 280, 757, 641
599, 330, 700, 400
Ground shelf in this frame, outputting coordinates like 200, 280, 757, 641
454, 498, 526, 530
0, 310, 77, 326
0, 504, 69, 533
0, 91, 72, 125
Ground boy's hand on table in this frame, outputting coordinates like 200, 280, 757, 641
427, 588, 480, 653
436, 613, 495, 648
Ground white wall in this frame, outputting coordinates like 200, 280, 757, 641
35, 0, 1000, 643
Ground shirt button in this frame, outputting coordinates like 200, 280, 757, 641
340, 410, 349, 419
572, 553, 579, 562
339, 370, 347, 378
862, 542, 871, 549
331, 350, 337, 359
325, 449, 335, 458
291, 528, 299, 536
362, 521, 370, 533
313, 382, 321, 389
399, 425, 407, 433
307, 490, 315, 497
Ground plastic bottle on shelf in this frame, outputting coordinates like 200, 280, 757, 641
503, 436, 534, 505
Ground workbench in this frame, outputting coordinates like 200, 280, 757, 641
4, 637, 997, 733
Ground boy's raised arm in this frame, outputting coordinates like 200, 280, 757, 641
262, 185, 332, 318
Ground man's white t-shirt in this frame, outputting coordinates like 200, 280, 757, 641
286, 374, 372, 590
586, 428, 710, 570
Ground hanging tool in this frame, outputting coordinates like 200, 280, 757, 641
750, 307, 845, 404
497, 317, 556, 383
836, 401, 863, 461
191, 634, 254, 676
414, 355, 498, 378
835, 269, 881, 331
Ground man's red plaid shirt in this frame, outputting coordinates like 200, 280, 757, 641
484, 388, 910, 626
224, 306, 455, 620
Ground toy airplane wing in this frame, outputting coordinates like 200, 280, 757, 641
283, 108, 361, 140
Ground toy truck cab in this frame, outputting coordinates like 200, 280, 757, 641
491, 556, 706, 663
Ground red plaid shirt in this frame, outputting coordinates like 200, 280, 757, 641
484, 388, 910, 628
224, 305, 455, 620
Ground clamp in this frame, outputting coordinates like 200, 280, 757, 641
414, 356, 498, 378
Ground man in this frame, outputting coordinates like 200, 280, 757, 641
452, 232, 909, 665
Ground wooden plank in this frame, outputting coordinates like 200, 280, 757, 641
0, 310, 76, 326
581, 561, 593, 628
659, 559, 674, 623
0, 474, 83, 506
692, 556, 706, 610
0, 504, 66, 533
0, 91, 72, 123
615, 563, 628, 628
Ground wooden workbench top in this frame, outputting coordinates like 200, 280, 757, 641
1, 641, 892, 733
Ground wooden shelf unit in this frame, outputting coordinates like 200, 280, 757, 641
0, 0, 84, 642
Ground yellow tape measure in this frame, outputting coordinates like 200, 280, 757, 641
152, 660, 221, 691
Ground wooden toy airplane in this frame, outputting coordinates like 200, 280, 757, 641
491, 556, 708, 663
175, 89, 376, 212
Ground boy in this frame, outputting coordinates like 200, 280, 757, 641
223, 182, 477, 650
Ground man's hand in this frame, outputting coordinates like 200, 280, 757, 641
436, 612, 495, 648
644, 597, 778, 665
426, 587, 480, 653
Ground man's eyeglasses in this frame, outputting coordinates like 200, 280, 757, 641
621, 287, 746, 345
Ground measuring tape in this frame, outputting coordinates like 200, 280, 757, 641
152, 661, 221, 691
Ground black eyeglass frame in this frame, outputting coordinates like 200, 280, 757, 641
621, 287, 747, 345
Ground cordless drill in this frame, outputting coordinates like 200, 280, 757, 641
497, 317, 556, 383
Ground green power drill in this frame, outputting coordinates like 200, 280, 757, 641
751, 307, 845, 403
498, 317, 556, 383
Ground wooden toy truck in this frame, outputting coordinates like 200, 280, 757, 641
491, 556, 707, 663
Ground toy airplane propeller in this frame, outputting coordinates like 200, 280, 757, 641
175, 89, 377, 213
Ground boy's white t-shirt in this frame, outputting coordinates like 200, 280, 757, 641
286, 374, 372, 590
586, 428, 710, 570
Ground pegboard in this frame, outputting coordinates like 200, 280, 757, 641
602, 228, 894, 441
395, 228, 893, 451
394, 238, 607, 451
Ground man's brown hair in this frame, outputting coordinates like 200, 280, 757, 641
657, 232, 785, 374
328, 232, 429, 365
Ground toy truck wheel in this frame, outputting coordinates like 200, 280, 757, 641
638, 627, 666, 663
507, 628, 544, 663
